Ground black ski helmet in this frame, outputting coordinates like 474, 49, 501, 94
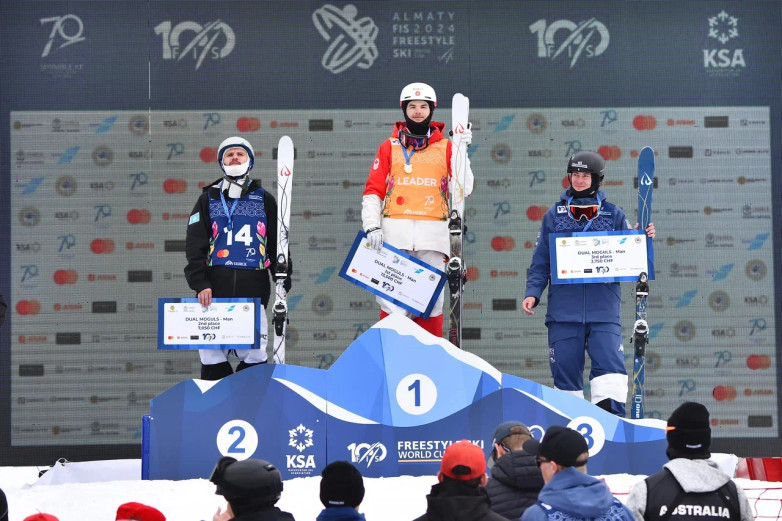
566, 151, 605, 198
211, 457, 283, 508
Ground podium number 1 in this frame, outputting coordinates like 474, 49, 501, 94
408, 379, 420, 406
396, 374, 437, 415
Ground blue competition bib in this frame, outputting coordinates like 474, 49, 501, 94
208, 188, 270, 269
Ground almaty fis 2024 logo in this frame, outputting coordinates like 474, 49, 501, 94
312, 4, 379, 74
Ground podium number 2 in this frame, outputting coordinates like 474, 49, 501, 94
216, 419, 259, 460
396, 374, 437, 415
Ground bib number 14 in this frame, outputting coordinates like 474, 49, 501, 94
225, 223, 253, 246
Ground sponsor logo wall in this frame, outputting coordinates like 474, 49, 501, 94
2, 1, 781, 459
10, 106, 775, 445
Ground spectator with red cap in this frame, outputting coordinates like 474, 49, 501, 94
23, 514, 58, 521
413, 440, 508, 521
116, 501, 166, 521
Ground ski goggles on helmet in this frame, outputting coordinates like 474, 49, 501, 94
399, 130, 430, 150
568, 204, 600, 221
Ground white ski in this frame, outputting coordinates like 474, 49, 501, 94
272, 136, 293, 364
447, 93, 469, 347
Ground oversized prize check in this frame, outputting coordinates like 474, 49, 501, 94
550, 230, 654, 284
339, 231, 447, 318
157, 297, 262, 350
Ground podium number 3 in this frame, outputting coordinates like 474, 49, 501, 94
396, 374, 437, 415
567, 416, 605, 456
216, 419, 259, 460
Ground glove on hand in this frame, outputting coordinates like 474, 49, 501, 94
367, 229, 383, 251
461, 124, 472, 146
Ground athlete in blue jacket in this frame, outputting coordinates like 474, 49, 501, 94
522, 151, 654, 416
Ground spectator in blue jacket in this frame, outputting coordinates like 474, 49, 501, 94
317, 461, 366, 521
522, 151, 655, 416
521, 426, 633, 521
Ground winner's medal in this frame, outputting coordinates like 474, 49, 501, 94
404, 164, 413, 174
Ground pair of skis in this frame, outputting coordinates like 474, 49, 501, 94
447, 94, 470, 348
272, 136, 294, 364
631, 146, 655, 419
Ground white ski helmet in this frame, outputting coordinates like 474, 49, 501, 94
217, 136, 255, 176
399, 82, 437, 107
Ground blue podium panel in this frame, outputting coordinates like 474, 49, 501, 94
325, 315, 504, 477
327, 314, 503, 426
148, 363, 327, 480
146, 315, 667, 480
327, 392, 503, 478
501, 374, 667, 476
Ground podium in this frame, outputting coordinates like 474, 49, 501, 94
145, 314, 666, 480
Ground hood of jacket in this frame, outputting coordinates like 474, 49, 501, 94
421, 479, 493, 521
537, 467, 618, 518
663, 458, 732, 494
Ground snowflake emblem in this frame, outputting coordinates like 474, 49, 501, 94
707, 10, 739, 45
288, 423, 314, 453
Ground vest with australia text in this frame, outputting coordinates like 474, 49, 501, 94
383, 137, 449, 221
644, 471, 740, 521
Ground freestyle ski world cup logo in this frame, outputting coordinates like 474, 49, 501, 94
154, 19, 236, 70
529, 17, 610, 68
313, 4, 379, 74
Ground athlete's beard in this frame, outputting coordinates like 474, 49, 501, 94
221, 163, 251, 198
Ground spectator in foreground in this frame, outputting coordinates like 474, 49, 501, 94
317, 460, 366, 521
116, 501, 166, 521
486, 421, 543, 519
625, 401, 754, 521
210, 456, 295, 521
414, 439, 508, 521
520, 426, 633, 521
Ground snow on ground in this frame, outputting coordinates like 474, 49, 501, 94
2, 459, 781, 521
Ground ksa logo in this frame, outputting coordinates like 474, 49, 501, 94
703, 11, 744, 75
154, 20, 235, 70
529, 18, 610, 68
313, 4, 378, 74
288, 424, 314, 453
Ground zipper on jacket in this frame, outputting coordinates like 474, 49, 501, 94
582, 284, 587, 323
